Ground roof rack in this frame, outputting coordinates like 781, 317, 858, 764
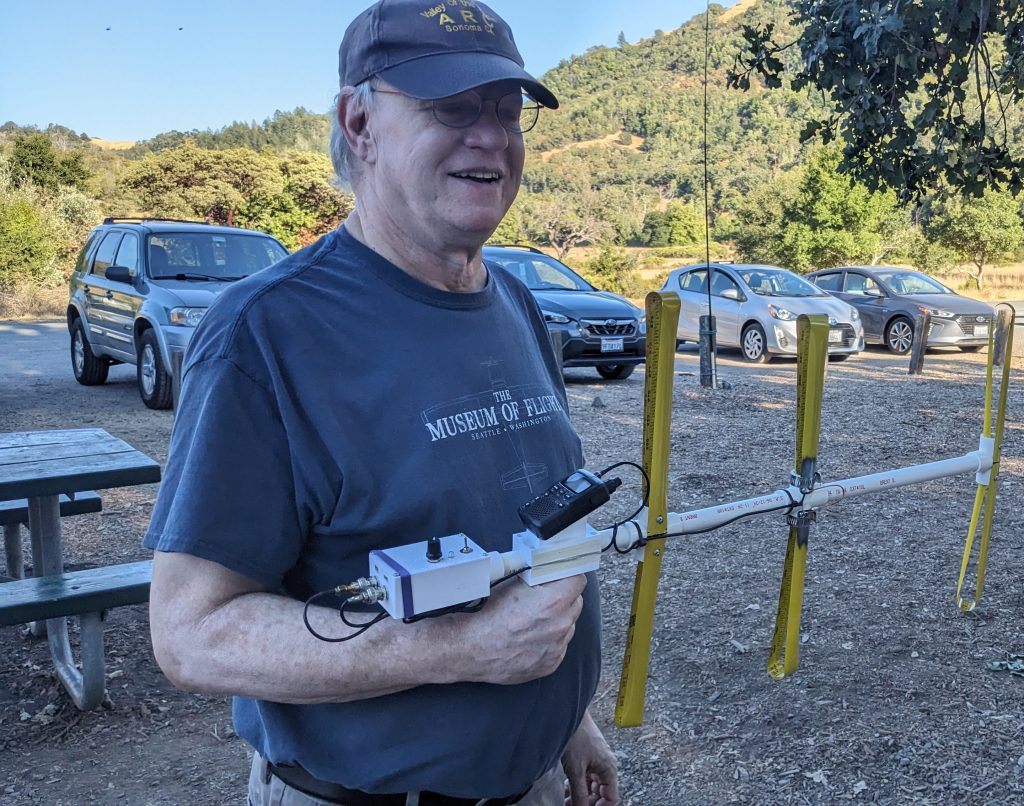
486, 243, 546, 254
102, 217, 210, 225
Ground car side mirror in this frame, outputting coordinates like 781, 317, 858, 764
105, 265, 134, 284
720, 288, 741, 301
863, 286, 883, 297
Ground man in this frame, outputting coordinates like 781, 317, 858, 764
145, 1, 619, 804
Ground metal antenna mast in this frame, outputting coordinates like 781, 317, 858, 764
698, 1, 719, 388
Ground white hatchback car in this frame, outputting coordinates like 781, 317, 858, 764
661, 263, 865, 362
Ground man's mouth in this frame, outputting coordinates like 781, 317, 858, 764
450, 171, 501, 184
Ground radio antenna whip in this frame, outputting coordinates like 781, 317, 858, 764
699, 0, 719, 389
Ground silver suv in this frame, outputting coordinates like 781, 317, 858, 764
68, 218, 288, 409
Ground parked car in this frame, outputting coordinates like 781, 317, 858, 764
806, 266, 996, 354
661, 263, 864, 362
68, 218, 289, 409
482, 245, 646, 379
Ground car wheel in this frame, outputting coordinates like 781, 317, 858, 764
959, 345, 984, 353
596, 364, 636, 380
137, 329, 173, 410
885, 317, 914, 354
741, 323, 771, 363
70, 318, 109, 385
828, 354, 851, 362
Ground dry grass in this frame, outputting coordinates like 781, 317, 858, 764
0, 285, 68, 320
89, 138, 136, 150
934, 264, 1024, 300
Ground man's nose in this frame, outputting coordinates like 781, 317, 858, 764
464, 100, 512, 148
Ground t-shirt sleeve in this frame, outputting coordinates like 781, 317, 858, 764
143, 356, 304, 589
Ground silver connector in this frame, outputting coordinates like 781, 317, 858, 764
348, 585, 387, 604
335, 576, 383, 599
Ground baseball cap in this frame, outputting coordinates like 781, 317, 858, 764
339, 0, 559, 109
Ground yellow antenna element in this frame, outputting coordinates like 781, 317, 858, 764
615, 291, 680, 728
766, 314, 829, 680
956, 304, 1015, 611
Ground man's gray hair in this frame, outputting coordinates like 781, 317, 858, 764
330, 79, 377, 191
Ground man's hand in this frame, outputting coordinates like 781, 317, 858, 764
562, 710, 619, 805
454, 575, 587, 685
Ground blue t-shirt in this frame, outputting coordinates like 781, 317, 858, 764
144, 227, 600, 798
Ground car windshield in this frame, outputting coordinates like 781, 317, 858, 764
741, 269, 825, 298
875, 270, 952, 295
487, 253, 593, 292
148, 233, 287, 281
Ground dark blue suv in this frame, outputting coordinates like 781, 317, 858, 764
483, 246, 646, 380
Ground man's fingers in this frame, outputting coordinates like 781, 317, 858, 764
563, 770, 590, 806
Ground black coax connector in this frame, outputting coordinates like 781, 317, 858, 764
518, 469, 621, 540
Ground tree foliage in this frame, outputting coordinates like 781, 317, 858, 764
730, 1, 1024, 200
126, 108, 330, 157
927, 189, 1024, 288
733, 147, 910, 271
10, 132, 91, 192
118, 142, 351, 249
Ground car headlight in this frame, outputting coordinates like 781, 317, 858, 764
541, 311, 570, 325
918, 306, 954, 318
639, 315, 647, 335
768, 305, 797, 321
848, 306, 860, 322
169, 307, 208, 327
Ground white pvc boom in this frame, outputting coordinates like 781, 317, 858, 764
594, 437, 994, 552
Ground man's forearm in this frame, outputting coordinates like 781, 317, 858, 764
150, 551, 458, 702
158, 588, 457, 702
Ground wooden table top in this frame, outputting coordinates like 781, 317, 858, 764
0, 428, 161, 501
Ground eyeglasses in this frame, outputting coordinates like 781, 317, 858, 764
371, 88, 541, 134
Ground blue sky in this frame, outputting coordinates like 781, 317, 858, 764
1, 0, 736, 142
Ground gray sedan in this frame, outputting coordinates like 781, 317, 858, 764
806, 266, 995, 354
661, 263, 865, 362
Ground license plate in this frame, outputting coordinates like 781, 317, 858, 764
974, 325, 988, 338
601, 337, 624, 353
828, 329, 843, 343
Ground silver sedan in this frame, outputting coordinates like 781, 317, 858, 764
661, 263, 865, 362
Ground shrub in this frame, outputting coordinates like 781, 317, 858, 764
580, 243, 643, 296
0, 191, 61, 290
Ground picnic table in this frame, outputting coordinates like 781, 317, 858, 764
0, 428, 161, 708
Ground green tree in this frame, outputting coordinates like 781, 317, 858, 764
642, 200, 704, 247
519, 188, 612, 260
784, 148, 905, 270
10, 132, 91, 192
119, 141, 281, 226
118, 142, 349, 248
731, 1, 1024, 199
927, 190, 1024, 289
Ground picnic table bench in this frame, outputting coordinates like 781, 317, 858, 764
0, 428, 161, 709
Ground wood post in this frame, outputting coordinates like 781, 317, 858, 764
908, 312, 930, 375
548, 328, 564, 372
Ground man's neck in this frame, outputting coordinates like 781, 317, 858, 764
343, 209, 488, 293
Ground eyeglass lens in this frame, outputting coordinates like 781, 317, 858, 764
432, 93, 541, 133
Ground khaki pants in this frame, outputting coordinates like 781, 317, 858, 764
248, 753, 565, 806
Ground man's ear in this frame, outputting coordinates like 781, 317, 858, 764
338, 88, 376, 166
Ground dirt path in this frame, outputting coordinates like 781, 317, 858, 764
2, 320, 1022, 805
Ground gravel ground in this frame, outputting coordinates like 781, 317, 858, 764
1, 319, 1022, 805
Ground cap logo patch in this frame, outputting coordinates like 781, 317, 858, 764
420, 1, 496, 34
